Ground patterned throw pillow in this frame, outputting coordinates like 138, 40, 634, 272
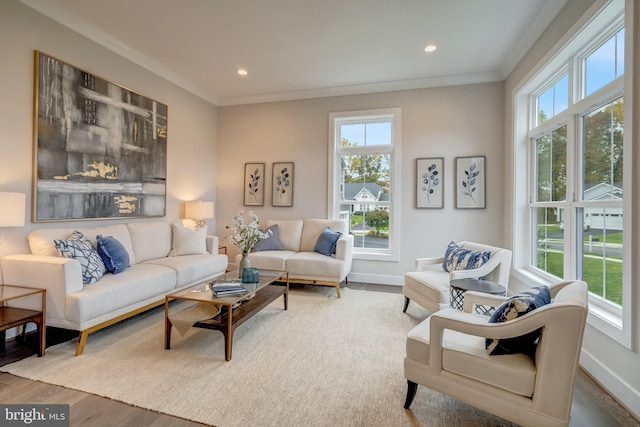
96, 235, 130, 274
54, 230, 106, 284
442, 241, 491, 272
314, 227, 342, 256
485, 285, 551, 355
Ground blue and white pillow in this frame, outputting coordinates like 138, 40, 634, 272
54, 231, 106, 284
442, 241, 491, 272
485, 285, 551, 355
97, 235, 130, 274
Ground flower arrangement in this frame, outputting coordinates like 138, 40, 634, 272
225, 210, 271, 253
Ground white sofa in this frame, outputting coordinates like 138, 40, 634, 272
237, 219, 354, 297
1, 221, 228, 355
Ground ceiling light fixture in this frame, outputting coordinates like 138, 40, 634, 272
424, 44, 437, 53
237, 68, 248, 76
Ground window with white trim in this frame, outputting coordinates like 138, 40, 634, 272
515, 0, 629, 345
328, 108, 401, 261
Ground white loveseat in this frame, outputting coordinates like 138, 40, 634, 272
237, 219, 354, 297
1, 221, 228, 355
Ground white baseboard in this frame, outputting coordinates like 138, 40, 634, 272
580, 348, 640, 419
347, 273, 403, 286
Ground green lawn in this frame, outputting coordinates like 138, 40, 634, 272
538, 251, 622, 304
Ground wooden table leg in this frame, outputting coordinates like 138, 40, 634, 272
225, 304, 233, 360
36, 315, 45, 357
165, 318, 173, 349
40, 289, 46, 356
164, 297, 172, 349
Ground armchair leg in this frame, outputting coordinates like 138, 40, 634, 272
403, 296, 410, 313
404, 380, 418, 409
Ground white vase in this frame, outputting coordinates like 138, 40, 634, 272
239, 252, 251, 278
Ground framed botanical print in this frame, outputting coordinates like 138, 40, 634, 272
272, 162, 294, 207
416, 157, 444, 208
455, 156, 486, 209
244, 162, 265, 206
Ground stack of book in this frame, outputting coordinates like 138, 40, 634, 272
210, 280, 247, 297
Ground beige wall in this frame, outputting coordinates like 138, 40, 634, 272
0, 1, 219, 259
217, 83, 505, 282
504, 0, 640, 417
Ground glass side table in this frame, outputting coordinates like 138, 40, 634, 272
0, 285, 47, 357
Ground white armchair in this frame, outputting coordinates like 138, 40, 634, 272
404, 280, 588, 427
403, 241, 512, 313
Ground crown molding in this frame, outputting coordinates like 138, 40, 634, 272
217, 71, 503, 106
18, 0, 550, 107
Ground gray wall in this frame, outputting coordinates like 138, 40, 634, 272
217, 83, 505, 282
0, 1, 219, 260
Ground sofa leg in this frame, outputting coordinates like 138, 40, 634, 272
335, 283, 341, 298
75, 331, 89, 356
404, 380, 418, 409
403, 296, 410, 313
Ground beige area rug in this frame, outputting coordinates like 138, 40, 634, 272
2, 286, 515, 427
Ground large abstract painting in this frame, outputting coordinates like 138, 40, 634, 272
33, 51, 167, 222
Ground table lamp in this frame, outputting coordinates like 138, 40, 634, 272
185, 200, 214, 229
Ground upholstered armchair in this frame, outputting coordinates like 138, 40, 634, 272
404, 280, 588, 427
403, 241, 512, 313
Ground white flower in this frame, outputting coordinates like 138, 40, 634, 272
225, 211, 271, 253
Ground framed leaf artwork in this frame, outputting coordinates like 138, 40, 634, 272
244, 162, 265, 206
455, 156, 486, 209
416, 157, 444, 208
272, 162, 294, 207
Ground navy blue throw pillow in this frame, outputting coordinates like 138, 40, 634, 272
314, 227, 342, 256
96, 235, 131, 274
485, 285, 551, 355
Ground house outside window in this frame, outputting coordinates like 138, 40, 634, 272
516, 0, 628, 346
328, 108, 401, 261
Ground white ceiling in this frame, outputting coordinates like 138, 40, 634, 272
19, 0, 568, 106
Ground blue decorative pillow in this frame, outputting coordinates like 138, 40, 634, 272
442, 241, 491, 272
314, 227, 342, 256
54, 231, 106, 284
252, 224, 284, 252
485, 285, 551, 355
96, 235, 130, 274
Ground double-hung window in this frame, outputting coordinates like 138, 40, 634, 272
519, 0, 628, 345
328, 108, 401, 261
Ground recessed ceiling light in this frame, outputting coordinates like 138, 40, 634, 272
237, 68, 248, 76
424, 44, 437, 53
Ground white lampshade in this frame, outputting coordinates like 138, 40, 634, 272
185, 200, 214, 220
0, 192, 26, 227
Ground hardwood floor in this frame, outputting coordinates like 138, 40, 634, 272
0, 283, 638, 427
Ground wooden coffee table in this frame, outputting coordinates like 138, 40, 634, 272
164, 269, 288, 360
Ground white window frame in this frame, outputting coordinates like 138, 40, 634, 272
512, 0, 631, 348
328, 108, 401, 261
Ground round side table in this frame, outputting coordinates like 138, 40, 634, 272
449, 278, 506, 315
